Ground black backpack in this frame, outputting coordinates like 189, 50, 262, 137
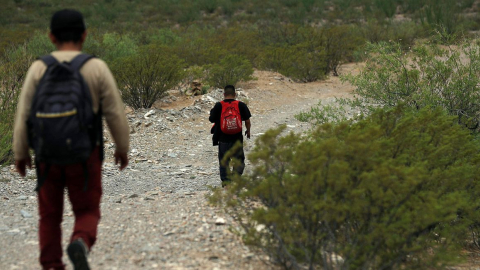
27, 54, 99, 190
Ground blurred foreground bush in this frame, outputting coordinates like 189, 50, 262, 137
211, 105, 480, 270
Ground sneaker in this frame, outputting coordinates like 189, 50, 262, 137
67, 238, 90, 270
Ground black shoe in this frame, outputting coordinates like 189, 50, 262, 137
67, 238, 90, 270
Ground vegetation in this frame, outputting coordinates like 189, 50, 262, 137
205, 54, 255, 88
0, 46, 36, 164
297, 39, 480, 132
112, 46, 186, 109
211, 105, 480, 269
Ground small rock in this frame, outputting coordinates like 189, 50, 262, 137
215, 217, 226, 225
17, 196, 28, 201
21, 210, 33, 218
144, 110, 156, 119
128, 194, 139, 199
208, 256, 220, 261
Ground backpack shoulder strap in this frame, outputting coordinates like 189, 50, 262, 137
40, 55, 58, 67
70, 54, 95, 71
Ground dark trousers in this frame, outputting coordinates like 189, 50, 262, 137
37, 147, 102, 270
218, 141, 245, 182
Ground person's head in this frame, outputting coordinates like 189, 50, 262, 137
224, 85, 236, 99
49, 9, 87, 49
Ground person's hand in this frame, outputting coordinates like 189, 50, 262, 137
15, 156, 32, 177
114, 151, 129, 171
245, 130, 251, 139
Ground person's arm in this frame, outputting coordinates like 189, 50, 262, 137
245, 119, 251, 139
13, 61, 45, 176
239, 102, 252, 139
98, 60, 129, 170
209, 102, 221, 123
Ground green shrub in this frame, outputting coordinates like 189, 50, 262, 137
280, 43, 327, 82
211, 105, 480, 269
112, 45, 186, 108
174, 36, 227, 67
100, 33, 138, 64
343, 41, 480, 131
321, 25, 364, 76
415, 0, 474, 36
205, 54, 254, 88
212, 26, 262, 65
25, 32, 55, 57
0, 45, 34, 164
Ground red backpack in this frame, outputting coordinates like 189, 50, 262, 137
220, 100, 242, 134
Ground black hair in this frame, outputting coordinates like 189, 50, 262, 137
224, 85, 236, 96
51, 29, 84, 43
50, 9, 86, 43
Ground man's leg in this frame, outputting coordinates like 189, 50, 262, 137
218, 142, 232, 183
233, 145, 246, 176
38, 164, 66, 270
66, 147, 102, 250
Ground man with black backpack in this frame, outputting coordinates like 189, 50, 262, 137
13, 9, 129, 270
209, 85, 251, 187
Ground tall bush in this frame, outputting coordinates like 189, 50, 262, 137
280, 43, 327, 82
321, 25, 364, 76
112, 46, 185, 108
205, 54, 254, 88
211, 105, 480, 270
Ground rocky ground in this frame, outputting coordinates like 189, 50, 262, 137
6, 65, 477, 270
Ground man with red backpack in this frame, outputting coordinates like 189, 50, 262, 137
13, 9, 129, 270
209, 85, 251, 187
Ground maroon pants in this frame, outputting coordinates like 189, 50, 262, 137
37, 147, 102, 270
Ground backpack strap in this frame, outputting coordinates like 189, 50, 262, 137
40, 55, 58, 67
69, 54, 95, 71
